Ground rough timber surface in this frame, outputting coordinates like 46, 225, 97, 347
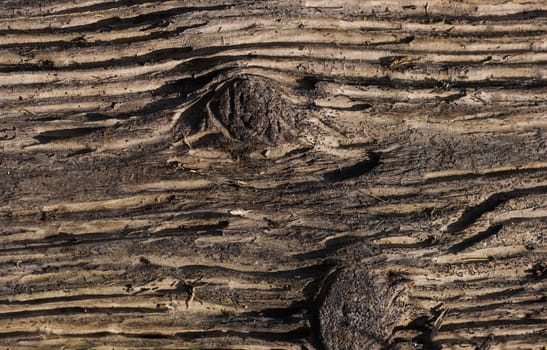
0, 1, 545, 349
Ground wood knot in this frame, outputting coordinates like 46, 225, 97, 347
176, 75, 304, 152
319, 257, 410, 350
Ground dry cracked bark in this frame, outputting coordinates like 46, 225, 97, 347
0, 1, 546, 349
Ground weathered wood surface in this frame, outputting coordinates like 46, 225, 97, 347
0, 1, 545, 349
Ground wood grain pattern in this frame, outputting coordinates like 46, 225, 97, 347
0, 1, 545, 349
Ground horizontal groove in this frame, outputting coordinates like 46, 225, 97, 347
0, 293, 127, 306
0, 5, 230, 34
0, 327, 311, 342
1, 39, 546, 72
0, 221, 229, 253
448, 298, 545, 314
1, 21, 545, 48
412, 287, 530, 303
424, 163, 547, 182
3, 2, 546, 23
50, 1, 201, 17
0, 22, 209, 49
0, 306, 166, 320
413, 280, 541, 296
437, 318, 545, 332
0, 262, 330, 290
437, 335, 545, 349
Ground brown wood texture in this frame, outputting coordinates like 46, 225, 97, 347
0, 1, 546, 349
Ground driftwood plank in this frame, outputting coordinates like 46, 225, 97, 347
0, 1, 545, 349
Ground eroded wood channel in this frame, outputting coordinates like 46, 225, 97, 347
0, 1, 545, 349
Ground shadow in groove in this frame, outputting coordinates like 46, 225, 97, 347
446, 185, 547, 233
448, 224, 503, 253
323, 151, 381, 182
